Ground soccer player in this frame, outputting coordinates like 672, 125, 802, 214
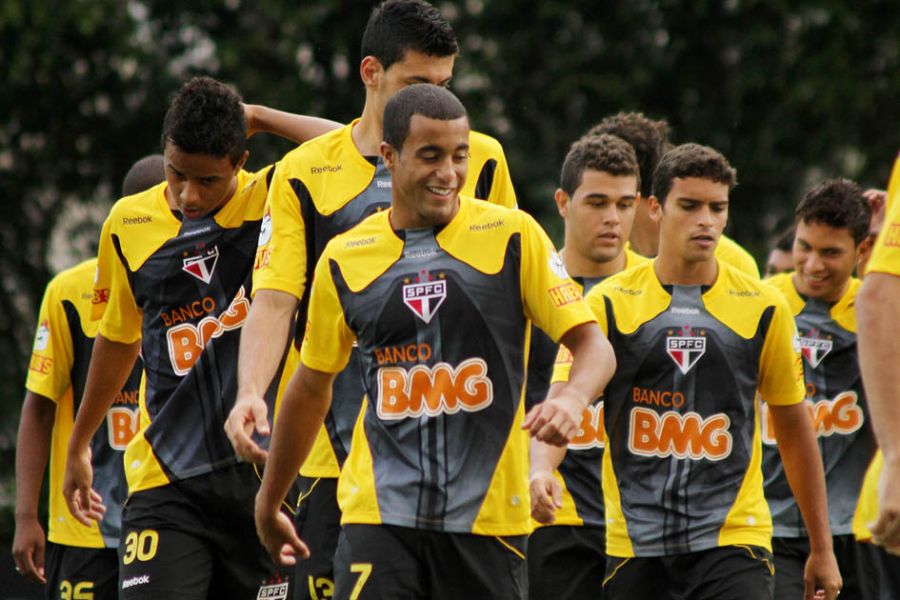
62, 77, 291, 599
12, 156, 163, 599
553, 143, 841, 600
527, 133, 646, 600
764, 226, 795, 278
588, 112, 760, 278
223, 2, 517, 597
760, 179, 874, 599
252, 83, 613, 599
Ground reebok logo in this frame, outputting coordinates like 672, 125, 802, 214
310, 164, 342, 175
122, 575, 150, 589
123, 216, 152, 225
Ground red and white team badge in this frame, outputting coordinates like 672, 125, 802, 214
402, 269, 447, 324
666, 332, 706, 375
182, 245, 219, 284
798, 333, 832, 369
34, 320, 51, 351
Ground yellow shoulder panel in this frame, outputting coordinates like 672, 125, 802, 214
716, 235, 760, 278
106, 183, 181, 272
596, 261, 671, 335
436, 196, 525, 276
704, 263, 785, 340
764, 272, 804, 316
323, 210, 404, 293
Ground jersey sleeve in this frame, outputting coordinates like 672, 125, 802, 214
97, 226, 143, 344
549, 284, 609, 385
298, 251, 355, 373
91, 215, 114, 321
757, 295, 805, 406
485, 147, 517, 209
519, 215, 595, 344
252, 160, 308, 300
25, 277, 73, 402
866, 155, 900, 276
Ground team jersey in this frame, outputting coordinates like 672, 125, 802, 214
26, 258, 142, 548
254, 120, 517, 479
853, 153, 900, 541
93, 169, 273, 494
530, 249, 649, 529
553, 259, 804, 557
299, 196, 593, 535
626, 234, 759, 278
761, 274, 874, 537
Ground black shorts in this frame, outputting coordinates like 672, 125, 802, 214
528, 525, 606, 600
333, 524, 527, 600
293, 476, 341, 600
603, 545, 775, 600
118, 463, 292, 600
773, 535, 866, 599
855, 540, 900, 600
44, 542, 118, 600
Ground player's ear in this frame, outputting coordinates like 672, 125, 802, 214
360, 55, 383, 88
381, 141, 397, 170
234, 150, 250, 173
648, 194, 663, 222
554, 188, 570, 219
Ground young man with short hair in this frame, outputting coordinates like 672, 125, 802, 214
63, 77, 292, 599
224, 3, 517, 597
761, 179, 875, 599
527, 133, 647, 599
13, 157, 163, 600
553, 143, 841, 600
764, 226, 795, 278
254, 83, 614, 599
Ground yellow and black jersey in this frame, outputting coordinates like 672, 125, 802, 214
93, 168, 273, 494
254, 120, 518, 478
26, 258, 142, 548
554, 259, 803, 557
529, 249, 649, 529
761, 274, 874, 537
626, 234, 759, 279
299, 196, 593, 536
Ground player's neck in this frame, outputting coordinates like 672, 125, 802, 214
352, 106, 384, 157
629, 223, 660, 258
562, 247, 626, 279
654, 253, 718, 287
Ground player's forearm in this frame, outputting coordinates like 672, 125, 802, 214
257, 365, 333, 512
530, 438, 567, 477
244, 104, 342, 145
68, 335, 140, 450
770, 402, 833, 552
857, 273, 900, 461
563, 323, 615, 412
237, 289, 297, 401
15, 392, 55, 519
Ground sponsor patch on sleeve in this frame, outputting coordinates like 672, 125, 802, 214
548, 282, 582, 307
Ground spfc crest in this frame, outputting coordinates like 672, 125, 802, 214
403, 271, 447, 324
666, 336, 706, 375
798, 336, 833, 369
183, 245, 219, 284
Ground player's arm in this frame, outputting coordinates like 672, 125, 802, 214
13, 391, 55, 583
529, 380, 569, 525
64, 334, 141, 526
225, 289, 298, 463
857, 271, 900, 554
523, 322, 613, 446
244, 104, 342, 145
255, 363, 337, 565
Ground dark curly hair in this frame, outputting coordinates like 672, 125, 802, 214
652, 143, 737, 205
162, 76, 246, 165
560, 134, 640, 196
586, 112, 670, 197
361, 0, 458, 70
795, 179, 871, 245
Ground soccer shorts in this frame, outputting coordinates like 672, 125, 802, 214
603, 545, 775, 600
117, 463, 291, 600
527, 525, 606, 599
855, 540, 900, 600
773, 535, 864, 599
45, 542, 118, 600
333, 524, 527, 599
293, 476, 341, 600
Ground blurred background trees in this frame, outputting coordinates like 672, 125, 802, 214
1, 0, 898, 545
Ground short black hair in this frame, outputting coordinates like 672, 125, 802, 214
383, 84, 467, 150
162, 76, 246, 164
122, 154, 165, 197
652, 143, 737, 205
795, 179, 871, 245
361, 0, 459, 70
560, 134, 640, 196
771, 225, 796, 253
587, 112, 670, 197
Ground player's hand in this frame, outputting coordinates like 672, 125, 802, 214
225, 396, 271, 464
530, 470, 562, 525
803, 549, 842, 600
12, 517, 47, 583
523, 394, 585, 446
863, 188, 887, 233
871, 460, 900, 555
255, 499, 310, 566
62, 445, 106, 526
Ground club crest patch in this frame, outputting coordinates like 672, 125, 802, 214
402, 270, 447, 324
798, 336, 833, 369
182, 245, 219, 284
34, 320, 50, 351
666, 335, 706, 375
258, 209, 272, 247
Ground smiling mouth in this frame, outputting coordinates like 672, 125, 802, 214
426, 186, 453, 197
